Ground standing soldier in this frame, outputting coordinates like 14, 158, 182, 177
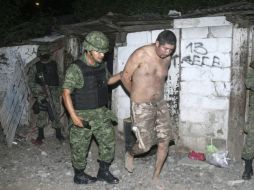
242, 60, 254, 180
28, 44, 65, 145
62, 31, 121, 185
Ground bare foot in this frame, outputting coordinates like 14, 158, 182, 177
152, 177, 165, 190
125, 152, 134, 173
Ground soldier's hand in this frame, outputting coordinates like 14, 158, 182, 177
72, 116, 84, 128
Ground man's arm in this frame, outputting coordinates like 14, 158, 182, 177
121, 50, 140, 93
62, 64, 84, 128
62, 89, 84, 127
107, 72, 122, 85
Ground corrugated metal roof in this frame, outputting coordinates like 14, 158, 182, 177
58, 12, 174, 48
58, 1, 254, 48
182, 1, 254, 26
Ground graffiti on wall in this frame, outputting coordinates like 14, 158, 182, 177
182, 42, 221, 68
0, 53, 8, 67
10, 46, 37, 66
164, 54, 180, 123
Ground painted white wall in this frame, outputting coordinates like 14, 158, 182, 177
0, 45, 38, 92
174, 16, 233, 151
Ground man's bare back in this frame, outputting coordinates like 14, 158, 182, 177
122, 43, 174, 103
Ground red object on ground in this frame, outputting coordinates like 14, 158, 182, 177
188, 151, 206, 161
31, 138, 43, 145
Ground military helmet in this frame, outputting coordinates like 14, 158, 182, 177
83, 31, 109, 53
37, 45, 50, 57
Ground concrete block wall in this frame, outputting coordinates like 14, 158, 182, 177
174, 16, 233, 151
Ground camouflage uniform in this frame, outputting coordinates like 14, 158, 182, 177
242, 61, 254, 180
62, 31, 119, 185
243, 64, 254, 159
28, 45, 64, 144
63, 61, 117, 169
28, 63, 62, 129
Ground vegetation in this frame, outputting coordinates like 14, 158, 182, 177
0, 0, 252, 47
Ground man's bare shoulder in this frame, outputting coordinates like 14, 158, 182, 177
132, 44, 155, 58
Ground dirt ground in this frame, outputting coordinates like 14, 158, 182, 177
1, 124, 254, 190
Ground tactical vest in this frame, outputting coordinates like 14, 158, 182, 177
36, 61, 59, 86
71, 60, 108, 110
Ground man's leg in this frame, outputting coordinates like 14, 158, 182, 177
125, 151, 134, 173
125, 128, 156, 173
70, 126, 96, 184
153, 140, 169, 179
153, 100, 172, 179
125, 102, 157, 173
92, 119, 119, 184
31, 111, 47, 145
242, 129, 254, 180
52, 90, 65, 142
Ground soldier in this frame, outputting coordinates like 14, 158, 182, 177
62, 31, 121, 185
28, 44, 65, 145
242, 60, 254, 180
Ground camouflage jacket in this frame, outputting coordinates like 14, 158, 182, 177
28, 61, 61, 100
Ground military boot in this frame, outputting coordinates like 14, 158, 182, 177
73, 168, 97, 184
242, 159, 253, 180
31, 128, 44, 145
97, 160, 119, 184
55, 128, 65, 142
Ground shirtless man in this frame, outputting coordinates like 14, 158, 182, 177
121, 30, 176, 182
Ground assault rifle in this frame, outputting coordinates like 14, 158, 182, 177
36, 72, 60, 123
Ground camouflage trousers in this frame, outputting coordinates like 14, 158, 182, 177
69, 107, 116, 170
36, 88, 63, 129
130, 100, 173, 155
242, 107, 254, 160
242, 129, 254, 160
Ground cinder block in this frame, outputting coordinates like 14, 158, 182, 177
201, 97, 229, 110
179, 122, 207, 137
182, 27, 209, 39
174, 16, 231, 28
180, 106, 208, 123
210, 25, 233, 38
179, 135, 207, 152
210, 67, 231, 82
126, 31, 152, 45
180, 81, 214, 96
117, 46, 139, 67
217, 38, 232, 53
